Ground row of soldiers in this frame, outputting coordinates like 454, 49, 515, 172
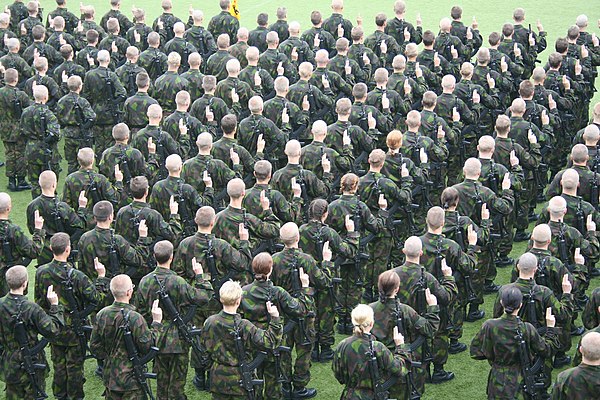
0, 0, 598, 399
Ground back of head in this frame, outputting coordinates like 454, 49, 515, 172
154, 240, 173, 264
219, 280, 242, 306
403, 236, 422, 258
501, 285, 523, 314
351, 304, 374, 335
581, 332, 600, 362
93, 201, 113, 222
6, 265, 28, 291
517, 252, 538, 275
252, 252, 272, 280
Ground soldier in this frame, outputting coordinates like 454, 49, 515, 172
329, 38, 371, 85
126, 7, 153, 52
34, 232, 108, 400
22, 25, 64, 71
131, 104, 181, 182
77, 5, 107, 43
0, 38, 34, 86
547, 144, 600, 205
115, 46, 147, 97
270, 7, 289, 43
149, 154, 213, 237
24, 57, 62, 109
75, 30, 100, 73
332, 304, 410, 399
271, 222, 332, 399
288, 62, 336, 129
190, 75, 231, 132
263, 76, 309, 143
77, 200, 150, 284
61, 148, 122, 220
0, 265, 63, 400
135, 240, 214, 399
364, 13, 401, 71
0, 68, 31, 191
90, 274, 163, 399
552, 331, 600, 399
385, 0, 422, 46
115, 176, 181, 275
99, 0, 133, 38
21, 84, 61, 198
227, 27, 248, 69
152, 0, 182, 43
52, 44, 86, 83
470, 286, 560, 400
258, 31, 298, 82
46, 17, 81, 53
207, 0, 239, 44
16, 1, 43, 49
248, 13, 269, 53
358, 77, 399, 138
137, 32, 168, 81
392, 236, 458, 384
280, 21, 315, 66
0, 192, 44, 296
180, 52, 207, 101
8, 0, 29, 32
213, 113, 262, 179
122, 72, 158, 134
56, 75, 96, 174
204, 33, 234, 82
185, 9, 217, 63
151, 52, 189, 116
240, 46, 275, 101
164, 22, 197, 73
215, 58, 256, 119
300, 11, 336, 57
370, 270, 440, 400
312, 49, 354, 103
47, 0, 79, 35
26, 170, 85, 265
240, 252, 314, 399
183, 131, 241, 209
82, 49, 127, 159
202, 280, 282, 398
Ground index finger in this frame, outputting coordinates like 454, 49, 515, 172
291, 177, 297, 186
575, 247, 581, 257
546, 307, 552, 318
152, 299, 159, 310
587, 214, 593, 223
47, 285, 53, 295
299, 267, 305, 276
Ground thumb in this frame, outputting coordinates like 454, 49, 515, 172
152, 299, 159, 310
299, 267, 305, 276
546, 307, 552, 318
588, 214, 593, 224
575, 247, 581, 257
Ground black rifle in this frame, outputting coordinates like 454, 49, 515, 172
486, 162, 499, 194
415, 266, 433, 378
515, 319, 545, 400
51, 197, 66, 233
176, 180, 195, 235
104, 72, 123, 123
296, 169, 310, 223
315, 225, 343, 312
591, 149, 600, 210
153, 274, 203, 354
74, 100, 94, 148
231, 320, 267, 400
521, 281, 540, 329
86, 172, 102, 206
575, 198, 586, 235
536, 256, 549, 289
40, 111, 55, 171
108, 229, 121, 275
154, 133, 168, 180
273, 344, 292, 393
556, 223, 573, 272
62, 267, 95, 359
126, 68, 137, 96
366, 332, 398, 400
352, 197, 368, 287
204, 236, 231, 300
195, 28, 210, 61
394, 299, 422, 400
0, 223, 14, 264
118, 149, 132, 185
433, 236, 444, 280
453, 215, 477, 303
11, 88, 23, 119
119, 309, 158, 400
306, 83, 329, 121
288, 251, 312, 346
12, 301, 49, 400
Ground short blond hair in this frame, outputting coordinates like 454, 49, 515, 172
351, 304, 374, 335
219, 280, 242, 306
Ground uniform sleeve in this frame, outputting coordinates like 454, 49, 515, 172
470, 320, 493, 360
245, 316, 283, 351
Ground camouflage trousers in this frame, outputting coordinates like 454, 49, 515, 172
94, 125, 115, 161
315, 290, 336, 348
105, 388, 144, 399
363, 235, 393, 302
50, 343, 85, 399
25, 146, 61, 199
281, 317, 315, 388
154, 353, 189, 400
5, 377, 46, 400
517, 180, 536, 231
257, 356, 285, 400
432, 309, 450, 367
3, 140, 26, 178
64, 135, 95, 175
337, 262, 364, 326
190, 304, 220, 370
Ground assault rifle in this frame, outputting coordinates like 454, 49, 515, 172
575, 198, 586, 235
366, 333, 398, 400
12, 301, 49, 400
176, 180, 195, 235
86, 172, 102, 206
118, 149, 132, 186
515, 319, 545, 399
288, 252, 312, 346
108, 229, 121, 276
556, 223, 573, 272
104, 73, 123, 123
232, 320, 267, 400
120, 309, 158, 400
74, 100, 94, 148
62, 268, 95, 359
1, 223, 14, 264
453, 218, 477, 304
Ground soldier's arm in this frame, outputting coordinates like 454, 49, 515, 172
407, 303, 440, 338
244, 315, 283, 351
276, 286, 313, 319
469, 320, 493, 360
431, 273, 457, 306
220, 239, 252, 276
182, 274, 214, 307
328, 227, 359, 260
32, 301, 65, 339
249, 210, 281, 240
119, 235, 153, 277
14, 224, 45, 260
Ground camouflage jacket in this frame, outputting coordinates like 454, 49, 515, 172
299, 219, 359, 263
114, 200, 181, 246
207, 11, 240, 43
238, 114, 288, 162
61, 169, 122, 212
551, 363, 600, 400
138, 47, 168, 81
213, 205, 280, 254
82, 66, 127, 126
392, 261, 457, 311
271, 163, 332, 202
123, 92, 159, 130
243, 184, 302, 224
55, 92, 97, 139
510, 248, 574, 298
258, 48, 298, 82
271, 247, 332, 293
150, 71, 189, 113
0, 84, 31, 142
184, 26, 217, 60
204, 50, 234, 82
182, 154, 241, 199
179, 69, 205, 102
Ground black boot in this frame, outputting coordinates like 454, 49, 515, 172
319, 346, 334, 361
431, 365, 455, 384
293, 386, 317, 399
448, 339, 467, 354
465, 305, 485, 322
513, 230, 531, 242
311, 343, 320, 362
553, 352, 572, 368
7, 177, 16, 192
483, 281, 500, 294
16, 176, 31, 191
193, 369, 207, 391
95, 359, 104, 378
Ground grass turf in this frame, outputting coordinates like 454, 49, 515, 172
1, 0, 599, 398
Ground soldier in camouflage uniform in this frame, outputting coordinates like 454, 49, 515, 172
0, 68, 31, 191
229, 28, 249, 68
329, 38, 371, 85
115, 176, 181, 276
21, 84, 62, 198
215, 58, 257, 119
77, 6, 107, 43
240, 47, 275, 100
202, 280, 282, 399
312, 49, 354, 107
364, 14, 402, 72
173, 205, 251, 390
180, 53, 205, 103
333, 303, 410, 400
207, 0, 239, 44
52, 44, 86, 85
137, 32, 168, 81
370, 270, 441, 400
258, 31, 298, 83
126, 8, 153, 52
55, 76, 97, 174
77, 201, 150, 285
0, 38, 34, 86
0, 265, 63, 400
136, 239, 214, 399
204, 34, 234, 82
552, 331, 600, 400
0, 192, 44, 296
26, 170, 85, 265
185, 9, 217, 63
243, 160, 301, 225
34, 232, 109, 400
299, 199, 358, 361
115, 46, 147, 97
214, 178, 281, 261
75, 30, 100, 73
97, 18, 131, 68
23, 57, 62, 110
22, 26, 64, 72
151, 52, 189, 116
7, 0, 29, 32
47, 0, 79, 34
240, 252, 314, 399
288, 61, 336, 129
90, 273, 163, 399
82, 49, 127, 159
471, 284, 560, 400
300, 11, 336, 57
248, 14, 269, 53
164, 22, 197, 73
122, 72, 158, 134
547, 144, 600, 205
151, 0, 182, 43
279, 21, 315, 66
99, 0, 133, 38
271, 222, 333, 399
392, 235, 458, 385
190, 75, 231, 134
354, 80, 396, 140
326, 173, 387, 333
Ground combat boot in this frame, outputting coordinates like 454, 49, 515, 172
319, 346, 334, 361
465, 305, 485, 322
16, 177, 31, 191
293, 386, 317, 399
193, 369, 207, 391
448, 339, 467, 354
431, 365, 455, 383
513, 230, 531, 242
7, 177, 16, 192
553, 352, 572, 368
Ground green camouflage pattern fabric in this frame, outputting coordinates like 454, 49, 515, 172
90, 301, 162, 393
100, 10, 133, 38
61, 169, 122, 213
212, 136, 261, 180
0, 52, 34, 85
182, 154, 241, 200
82, 66, 127, 126
190, 93, 231, 129
287, 79, 335, 126
115, 62, 147, 97
115, 200, 181, 247
179, 68, 205, 103
243, 184, 302, 224
240, 65, 275, 101
551, 363, 600, 400
123, 91, 159, 131
326, 120, 375, 162
163, 37, 197, 72
258, 49, 298, 82
248, 27, 269, 52
238, 114, 288, 165
229, 40, 249, 68
127, 23, 154, 52
207, 11, 240, 44
300, 141, 353, 184
385, 17, 422, 46
0, 84, 31, 178
138, 48, 168, 81
150, 71, 189, 114
328, 53, 370, 85
214, 76, 256, 116
204, 50, 235, 82
184, 25, 217, 60
271, 163, 332, 205
23, 74, 63, 110
300, 27, 336, 56
321, 13, 353, 41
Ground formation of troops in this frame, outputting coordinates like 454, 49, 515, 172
0, 0, 599, 399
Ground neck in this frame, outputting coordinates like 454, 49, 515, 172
114, 297, 130, 304
286, 243, 299, 249
223, 305, 237, 314
0, 213, 9, 220
446, 206, 457, 211
428, 228, 443, 235
134, 196, 147, 203
479, 153, 492, 160
532, 244, 549, 251
198, 227, 211, 234
41, 190, 55, 197
288, 157, 300, 164
519, 274, 535, 281
97, 222, 111, 229
405, 257, 420, 264
176, 107, 187, 112
563, 189, 577, 196
230, 199, 243, 208
54, 255, 68, 262
583, 357, 600, 366
10, 288, 25, 295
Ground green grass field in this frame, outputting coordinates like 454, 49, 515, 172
0, 0, 599, 398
